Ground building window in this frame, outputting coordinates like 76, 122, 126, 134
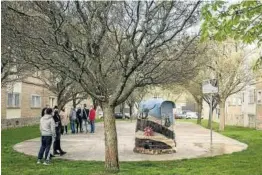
242, 93, 245, 103
31, 95, 41, 108
257, 91, 262, 104
7, 93, 20, 107
248, 90, 255, 104
49, 97, 56, 108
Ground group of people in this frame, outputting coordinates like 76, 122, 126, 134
37, 104, 96, 165
69, 104, 96, 134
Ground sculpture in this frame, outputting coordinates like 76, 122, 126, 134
134, 98, 176, 154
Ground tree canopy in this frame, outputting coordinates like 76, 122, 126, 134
201, 1, 262, 45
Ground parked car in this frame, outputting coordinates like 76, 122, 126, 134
114, 112, 130, 119
186, 112, 198, 119
175, 113, 187, 119
182, 110, 191, 115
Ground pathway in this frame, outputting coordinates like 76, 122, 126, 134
13, 121, 248, 161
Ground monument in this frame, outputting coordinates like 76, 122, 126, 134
134, 98, 176, 154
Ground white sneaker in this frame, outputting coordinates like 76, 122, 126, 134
37, 159, 41, 164
43, 161, 50, 165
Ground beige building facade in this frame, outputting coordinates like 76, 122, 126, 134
1, 77, 57, 119
202, 79, 262, 130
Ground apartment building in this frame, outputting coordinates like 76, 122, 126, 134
202, 79, 262, 130
1, 77, 57, 119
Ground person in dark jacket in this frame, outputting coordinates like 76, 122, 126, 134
82, 104, 89, 133
53, 106, 66, 156
41, 104, 49, 117
76, 107, 83, 133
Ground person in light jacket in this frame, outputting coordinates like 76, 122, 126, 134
60, 108, 69, 134
37, 108, 56, 165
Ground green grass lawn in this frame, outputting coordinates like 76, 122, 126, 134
2, 120, 262, 175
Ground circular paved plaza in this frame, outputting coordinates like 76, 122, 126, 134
14, 121, 247, 161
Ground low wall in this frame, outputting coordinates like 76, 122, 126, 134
1, 117, 40, 130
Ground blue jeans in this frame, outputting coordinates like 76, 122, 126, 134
90, 120, 95, 133
70, 120, 76, 133
38, 136, 52, 161
82, 119, 89, 132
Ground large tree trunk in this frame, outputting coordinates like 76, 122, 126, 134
197, 100, 202, 124
103, 103, 119, 172
219, 99, 226, 131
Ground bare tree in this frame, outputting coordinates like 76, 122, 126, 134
32, 71, 88, 110
183, 79, 204, 124
168, 40, 254, 129
204, 40, 254, 131
182, 72, 220, 125
126, 87, 148, 117
1, 4, 35, 87
162, 43, 209, 124
3, 1, 201, 171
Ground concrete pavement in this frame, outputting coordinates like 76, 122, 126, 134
13, 121, 247, 161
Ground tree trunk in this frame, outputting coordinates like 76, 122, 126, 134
57, 95, 65, 111
197, 101, 202, 124
120, 103, 125, 119
120, 103, 124, 113
72, 94, 77, 108
128, 104, 133, 117
92, 97, 98, 110
103, 103, 119, 172
57, 102, 66, 111
219, 99, 226, 131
